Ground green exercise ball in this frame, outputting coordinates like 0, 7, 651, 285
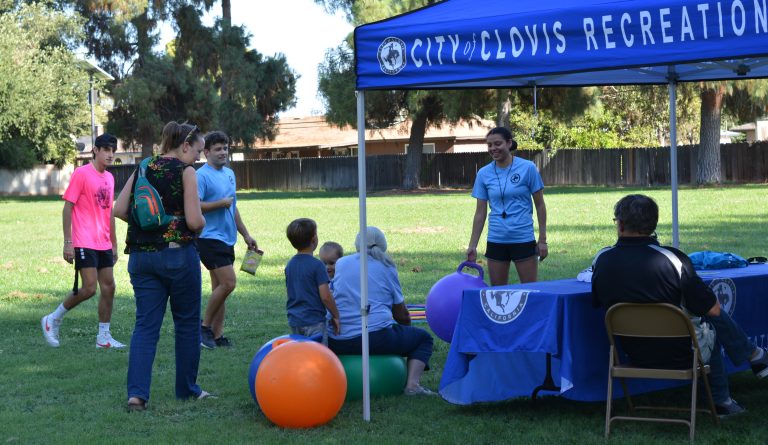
338, 355, 407, 401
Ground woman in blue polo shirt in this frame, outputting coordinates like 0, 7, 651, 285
466, 127, 547, 285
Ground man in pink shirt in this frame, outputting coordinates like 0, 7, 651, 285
41, 134, 125, 348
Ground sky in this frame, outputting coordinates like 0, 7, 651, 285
193, 0, 353, 117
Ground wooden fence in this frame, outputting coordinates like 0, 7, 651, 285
107, 142, 768, 192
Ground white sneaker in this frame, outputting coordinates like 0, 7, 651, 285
41, 315, 61, 347
96, 332, 126, 349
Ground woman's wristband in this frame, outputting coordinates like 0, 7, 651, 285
64, 240, 72, 245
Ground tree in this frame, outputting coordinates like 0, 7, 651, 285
696, 79, 768, 184
68, 0, 296, 156
0, 3, 91, 169
722, 80, 768, 131
173, 3, 297, 145
319, 40, 494, 189
697, 83, 725, 184
68, 0, 184, 157
318, 0, 496, 189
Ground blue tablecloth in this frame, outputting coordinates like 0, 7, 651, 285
439, 264, 768, 404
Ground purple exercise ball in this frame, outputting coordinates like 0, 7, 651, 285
425, 262, 487, 342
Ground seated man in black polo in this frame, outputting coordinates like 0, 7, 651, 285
592, 194, 768, 418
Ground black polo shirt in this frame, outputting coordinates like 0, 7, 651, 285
591, 236, 717, 368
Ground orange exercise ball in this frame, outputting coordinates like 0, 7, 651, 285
255, 341, 347, 428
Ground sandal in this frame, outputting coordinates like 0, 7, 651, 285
403, 385, 437, 396
197, 390, 217, 400
127, 398, 147, 412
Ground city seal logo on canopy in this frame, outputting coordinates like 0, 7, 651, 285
378, 37, 407, 75
709, 278, 737, 317
479, 289, 529, 324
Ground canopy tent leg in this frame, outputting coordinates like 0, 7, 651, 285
668, 69, 679, 248
532, 82, 538, 139
356, 90, 371, 421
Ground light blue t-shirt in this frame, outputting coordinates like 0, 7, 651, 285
471, 157, 544, 243
329, 253, 404, 340
197, 163, 237, 245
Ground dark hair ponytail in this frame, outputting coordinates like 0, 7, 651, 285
160, 121, 201, 154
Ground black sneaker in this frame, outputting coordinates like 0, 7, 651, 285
200, 325, 216, 349
715, 399, 746, 419
214, 336, 232, 348
750, 347, 768, 378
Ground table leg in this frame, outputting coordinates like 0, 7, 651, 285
531, 353, 560, 401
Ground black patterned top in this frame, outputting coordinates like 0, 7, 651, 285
125, 156, 196, 253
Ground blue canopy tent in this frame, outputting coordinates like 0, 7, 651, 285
352, 0, 768, 419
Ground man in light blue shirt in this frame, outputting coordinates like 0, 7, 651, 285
197, 131, 258, 349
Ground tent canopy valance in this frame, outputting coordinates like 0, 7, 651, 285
354, 0, 768, 90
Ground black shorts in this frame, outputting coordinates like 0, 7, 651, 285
198, 238, 235, 270
74, 248, 114, 270
485, 241, 537, 263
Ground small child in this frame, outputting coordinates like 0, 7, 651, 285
319, 241, 344, 279
285, 218, 341, 344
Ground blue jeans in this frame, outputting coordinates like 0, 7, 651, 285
328, 324, 433, 368
703, 311, 755, 404
127, 245, 202, 401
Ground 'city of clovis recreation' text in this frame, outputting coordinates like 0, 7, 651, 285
399, 0, 767, 70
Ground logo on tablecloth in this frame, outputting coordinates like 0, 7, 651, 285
709, 278, 736, 317
378, 37, 407, 75
479, 289, 529, 324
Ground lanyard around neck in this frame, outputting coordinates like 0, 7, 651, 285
493, 161, 513, 218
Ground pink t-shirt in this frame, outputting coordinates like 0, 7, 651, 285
62, 163, 114, 250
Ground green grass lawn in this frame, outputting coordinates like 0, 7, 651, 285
1, 185, 767, 444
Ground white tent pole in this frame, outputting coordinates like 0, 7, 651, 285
356, 91, 371, 421
89, 74, 96, 150
668, 68, 679, 248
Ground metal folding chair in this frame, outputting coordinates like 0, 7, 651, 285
604, 303, 719, 441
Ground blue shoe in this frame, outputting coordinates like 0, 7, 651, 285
715, 399, 746, 419
200, 325, 216, 349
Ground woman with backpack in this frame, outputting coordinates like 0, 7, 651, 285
113, 121, 209, 411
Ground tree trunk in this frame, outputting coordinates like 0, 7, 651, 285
496, 90, 511, 129
697, 85, 724, 184
141, 135, 154, 159
220, 0, 232, 104
402, 111, 428, 190
133, 10, 152, 68
222, 0, 231, 21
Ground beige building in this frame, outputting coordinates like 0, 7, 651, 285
249, 116, 495, 159
730, 119, 768, 143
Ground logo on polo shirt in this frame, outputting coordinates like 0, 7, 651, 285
480, 289, 529, 324
378, 37, 407, 75
511, 173, 520, 184
709, 278, 736, 317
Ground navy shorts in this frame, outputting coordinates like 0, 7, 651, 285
197, 238, 235, 270
74, 248, 114, 270
485, 241, 537, 263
